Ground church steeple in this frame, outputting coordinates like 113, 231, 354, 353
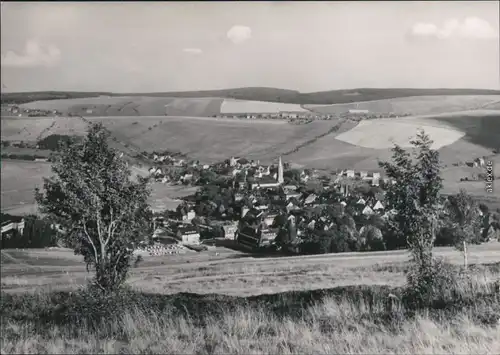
277, 156, 284, 184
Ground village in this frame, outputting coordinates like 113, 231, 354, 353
213, 109, 412, 124
140, 152, 499, 256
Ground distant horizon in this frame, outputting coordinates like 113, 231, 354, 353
3, 86, 500, 95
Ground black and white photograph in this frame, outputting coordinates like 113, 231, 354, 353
1, 1, 500, 353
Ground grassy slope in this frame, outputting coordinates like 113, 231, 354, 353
2, 244, 499, 295
1, 247, 499, 354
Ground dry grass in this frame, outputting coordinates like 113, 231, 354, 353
1, 262, 499, 354
2, 244, 499, 296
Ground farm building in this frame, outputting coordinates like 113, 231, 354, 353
279, 111, 299, 119
348, 109, 369, 114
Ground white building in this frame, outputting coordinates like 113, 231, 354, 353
223, 223, 238, 240
348, 109, 369, 114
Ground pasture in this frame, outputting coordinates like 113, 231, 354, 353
303, 95, 500, 116
220, 99, 310, 114
91, 116, 338, 163
2, 243, 499, 296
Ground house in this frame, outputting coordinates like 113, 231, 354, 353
346, 170, 355, 178
372, 177, 380, 187
203, 164, 210, 170
182, 210, 196, 222
304, 194, 318, 205
175, 225, 200, 244
373, 200, 385, 211
222, 223, 238, 240
280, 111, 298, 119
1, 216, 25, 236
360, 171, 368, 179
264, 214, 278, 227
284, 190, 302, 201
356, 198, 366, 205
234, 193, 244, 202
362, 205, 374, 216
348, 109, 369, 114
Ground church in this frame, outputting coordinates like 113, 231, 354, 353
250, 156, 284, 190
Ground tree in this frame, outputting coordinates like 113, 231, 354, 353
35, 123, 152, 292
379, 130, 443, 308
445, 189, 483, 268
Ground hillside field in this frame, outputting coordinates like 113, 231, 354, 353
4, 87, 500, 105
2, 109, 500, 210
8, 94, 500, 119
17, 96, 223, 117
220, 99, 310, 113
304, 95, 500, 115
0, 160, 195, 215
2, 243, 499, 295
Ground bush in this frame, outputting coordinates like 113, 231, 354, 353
402, 258, 476, 310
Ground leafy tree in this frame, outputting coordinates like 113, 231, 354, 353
379, 130, 443, 308
444, 189, 483, 268
360, 225, 385, 251
35, 123, 152, 293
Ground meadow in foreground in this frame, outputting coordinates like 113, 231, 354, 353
2, 262, 499, 355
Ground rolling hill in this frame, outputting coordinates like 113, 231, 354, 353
3, 87, 500, 105
2, 90, 499, 212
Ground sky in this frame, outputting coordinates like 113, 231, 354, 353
1, 1, 499, 92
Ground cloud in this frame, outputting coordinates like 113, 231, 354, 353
183, 48, 203, 55
1, 40, 61, 68
409, 17, 499, 40
226, 25, 252, 44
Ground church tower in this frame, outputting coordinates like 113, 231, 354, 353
277, 156, 284, 184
